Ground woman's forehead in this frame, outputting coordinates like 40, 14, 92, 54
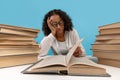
50, 14, 62, 21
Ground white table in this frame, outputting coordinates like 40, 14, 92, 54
0, 64, 120, 80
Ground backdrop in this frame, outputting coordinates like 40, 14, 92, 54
0, 0, 120, 56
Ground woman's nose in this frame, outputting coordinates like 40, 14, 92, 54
56, 24, 61, 28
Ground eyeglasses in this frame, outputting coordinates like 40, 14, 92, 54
51, 20, 64, 27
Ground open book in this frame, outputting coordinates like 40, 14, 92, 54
22, 39, 110, 77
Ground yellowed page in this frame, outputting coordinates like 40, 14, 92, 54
66, 38, 84, 64
31, 55, 66, 70
69, 56, 104, 68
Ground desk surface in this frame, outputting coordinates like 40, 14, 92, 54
0, 64, 120, 80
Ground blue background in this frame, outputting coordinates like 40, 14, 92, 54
0, 0, 120, 56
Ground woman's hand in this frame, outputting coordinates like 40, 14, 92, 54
73, 46, 83, 57
47, 17, 56, 36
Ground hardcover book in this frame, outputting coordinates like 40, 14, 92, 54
22, 39, 110, 77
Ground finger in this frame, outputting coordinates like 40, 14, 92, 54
74, 47, 80, 53
47, 18, 51, 27
47, 18, 55, 28
74, 53, 80, 57
47, 19, 54, 30
73, 50, 82, 57
47, 17, 50, 23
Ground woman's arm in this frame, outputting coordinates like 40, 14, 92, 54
38, 17, 58, 60
38, 33, 55, 60
72, 29, 86, 57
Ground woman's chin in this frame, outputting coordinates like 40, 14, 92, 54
59, 32, 64, 34
57, 30, 63, 34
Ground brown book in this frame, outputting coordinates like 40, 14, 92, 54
0, 53, 38, 68
0, 24, 40, 32
99, 28, 120, 35
0, 27, 39, 37
0, 45, 39, 49
0, 33, 34, 40
99, 22, 120, 30
95, 39, 120, 44
22, 40, 110, 77
98, 58, 120, 68
0, 40, 37, 45
0, 48, 40, 56
96, 34, 120, 40
91, 44, 120, 50
93, 50, 120, 60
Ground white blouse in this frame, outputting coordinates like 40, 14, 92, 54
38, 29, 86, 60
57, 41, 68, 55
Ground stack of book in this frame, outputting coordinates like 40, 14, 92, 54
0, 24, 40, 68
91, 22, 120, 68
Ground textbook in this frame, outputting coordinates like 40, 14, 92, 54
93, 50, 120, 60
91, 44, 120, 50
0, 53, 38, 68
0, 24, 40, 38
22, 39, 110, 77
99, 28, 120, 35
96, 34, 120, 40
98, 58, 120, 68
98, 22, 120, 30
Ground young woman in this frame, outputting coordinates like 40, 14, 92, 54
38, 9, 86, 60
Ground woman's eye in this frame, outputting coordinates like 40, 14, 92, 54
52, 23, 57, 26
59, 22, 64, 25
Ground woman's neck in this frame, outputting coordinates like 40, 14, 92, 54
56, 33, 65, 42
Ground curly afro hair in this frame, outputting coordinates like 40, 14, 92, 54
42, 9, 73, 36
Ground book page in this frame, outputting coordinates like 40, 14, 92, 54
31, 55, 67, 70
68, 56, 104, 69
66, 38, 84, 65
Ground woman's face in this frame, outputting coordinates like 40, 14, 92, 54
49, 14, 64, 34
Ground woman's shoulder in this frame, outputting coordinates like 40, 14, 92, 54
65, 28, 79, 37
66, 28, 78, 34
